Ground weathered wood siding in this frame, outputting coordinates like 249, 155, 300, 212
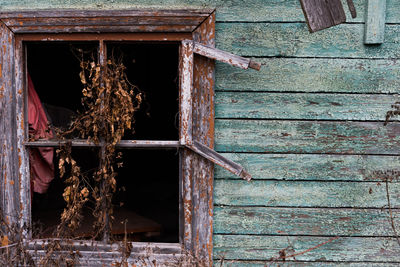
212, 0, 400, 265
1, 0, 400, 266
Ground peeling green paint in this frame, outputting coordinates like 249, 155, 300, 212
214, 153, 400, 181
216, 58, 400, 93
1, 0, 400, 264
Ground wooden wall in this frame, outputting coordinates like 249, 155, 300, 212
1, 0, 400, 265
212, 0, 400, 265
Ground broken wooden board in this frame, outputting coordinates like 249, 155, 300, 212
299, 0, 346, 32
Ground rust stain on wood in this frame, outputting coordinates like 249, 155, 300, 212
191, 11, 215, 265
2, 9, 211, 34
20, 116, 24, 130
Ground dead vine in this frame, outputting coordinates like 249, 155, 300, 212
265, 236, 339, 267
38, 54, 143, 265
384, 105, 400, 247
0, 216, 33, 266
385, 177, 400, 247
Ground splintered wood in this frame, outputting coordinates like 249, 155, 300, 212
299, 0, 350, 33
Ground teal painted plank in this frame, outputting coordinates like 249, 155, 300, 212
214, 235, 400, 261
216, 23, 400, 58
215, 92, 399, 120
2, 0, 400, 24
214, 180, 400, 207
213, 261, 400, 267
215, 153, 400, 182
215, 120, 400, 154
214, 206, 397, 236
364, 0, 387, 44
216, 58, 400, 93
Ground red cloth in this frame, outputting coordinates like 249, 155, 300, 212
28, 75, 54, 194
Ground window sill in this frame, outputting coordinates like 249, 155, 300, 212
26, 239, 182, 266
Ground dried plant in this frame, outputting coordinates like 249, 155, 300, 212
56, 57, 142, 239
385, 101, 400, 125
32, 55, 142, 266
0, 216, 33, 266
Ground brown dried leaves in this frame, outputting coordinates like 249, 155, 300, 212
56, 57, 142, 240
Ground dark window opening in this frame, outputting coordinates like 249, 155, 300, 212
28, 42, 180, 243
113, 149, 179, 242
27, 42, 98, 114
107, 43, 179, 141
32, 148, 99, 239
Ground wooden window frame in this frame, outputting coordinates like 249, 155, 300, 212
0, 9, 257, 265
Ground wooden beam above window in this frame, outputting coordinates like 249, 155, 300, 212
0, 9, 214, 33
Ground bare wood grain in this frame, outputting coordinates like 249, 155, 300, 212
189, 12, 215, 265
299, 0, 346, 32
193, 42, 260, 70
0, 9, 212, 33
0, 21, 18, 226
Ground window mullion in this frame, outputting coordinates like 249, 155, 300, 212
179, 40, 194, 146
96, 39, 111, 242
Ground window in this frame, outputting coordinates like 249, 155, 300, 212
0, 9, 258, 265
27, 41, 181, 243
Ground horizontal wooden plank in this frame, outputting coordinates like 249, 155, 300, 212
27, 240, 183, 266
213, 235, 400, 262
214, 180, 400, 207
2, 1, 400, 24
0, 9, 213, 18
215, 120, 400, 154
214, 206, 398, 236
213, 0, 355, 23
209, 0, 399, 24
215, 58, 400, 93
3, 16, 203, 27
0, 9, 212, 33
213, 261, 400, 267
215, 153, 400, 182
215, 92, 399, 121
28, 240, 181, 253
216, 23, 400, 58
10, 25, 196, 33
